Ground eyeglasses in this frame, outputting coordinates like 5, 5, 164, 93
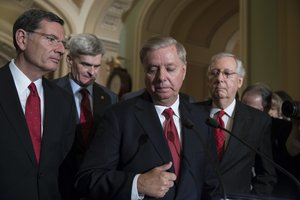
208, 69, 238, 79
27, 31, 66, 47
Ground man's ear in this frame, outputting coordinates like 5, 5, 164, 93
238, 76, 244, 88
15, 29, 28, 51
66, 55, 73, 68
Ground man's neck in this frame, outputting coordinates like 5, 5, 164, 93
212, 98, 234, 110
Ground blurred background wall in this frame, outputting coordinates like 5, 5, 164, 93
0, 0, 299, 101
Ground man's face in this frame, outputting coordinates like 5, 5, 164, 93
143, 45, 186, 106
208, 56, 243, 104
22, 20, 65, 74
67, 54, 102, 86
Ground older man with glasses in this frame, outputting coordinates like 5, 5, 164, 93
196, 52, 277, 198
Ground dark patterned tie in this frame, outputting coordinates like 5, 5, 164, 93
215, 110, 225, 160
25, 82, 41, 163
80, 89, 93, 145
163, 108, 181, 176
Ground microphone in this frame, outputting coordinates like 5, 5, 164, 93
205, 117, 300, 192
183, 118, 227, 200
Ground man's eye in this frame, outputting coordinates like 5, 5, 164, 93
148, 67, 158, 73
46, 36, 56, 42
211, 70, 219, 76
224, 72, 230, 76
166, 66, 176, 72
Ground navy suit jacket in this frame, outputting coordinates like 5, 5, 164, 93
54, 75, 118, 199
197, 100, 277, 197
0, 63, 76, 200
76, 92, 220, 200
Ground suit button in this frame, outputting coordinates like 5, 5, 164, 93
38, 172, 44, 177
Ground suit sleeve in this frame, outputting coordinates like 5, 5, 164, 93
252, 116, 277, 195
75, 109, 135, 199
201, 127, 222, 200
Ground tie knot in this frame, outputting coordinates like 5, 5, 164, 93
217, 110, 225, 118
80, 88, 89, 97
163, 108, 174, 120
28, 82, 38, 95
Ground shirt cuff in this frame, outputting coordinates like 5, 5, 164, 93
131, 174, 144, 200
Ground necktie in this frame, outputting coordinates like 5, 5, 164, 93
214, 110, 225, 160
25, 82, 41, 163
80, 89, 93, 145
163, 108, 181, 176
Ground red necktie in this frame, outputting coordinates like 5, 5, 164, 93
25, 82, 41, 163
214, 110, 225, 160
163, 108, 181, 176
80, 89, 93, 145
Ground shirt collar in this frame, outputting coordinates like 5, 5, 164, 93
69, 76, 93, 95
210, 98, 236, 117
155, 96, 180, 117
9, 59, 42, 94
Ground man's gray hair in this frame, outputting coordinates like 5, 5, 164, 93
139, 36, 187, 65
67, 33, 105, 57
208, 52, 246, 77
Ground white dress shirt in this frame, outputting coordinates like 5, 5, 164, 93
9, 59, 44, 136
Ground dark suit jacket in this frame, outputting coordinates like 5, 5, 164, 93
54, 74, 118, 149
54, 75, 118, 199
271, 118, 300, 199
76, 92, 220, 200
197, 100, 277, 197
0, 63, 76, 200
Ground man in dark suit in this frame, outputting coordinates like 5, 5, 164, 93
54, 33, 118, 199
0, 9, 76, 200
75, 36, 220, 199
241, 83, 300, 199
198, 53, 277, 198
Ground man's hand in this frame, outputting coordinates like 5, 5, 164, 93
137, 162, 177, 198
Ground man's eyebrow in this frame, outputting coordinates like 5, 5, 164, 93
80, 61, 101, 66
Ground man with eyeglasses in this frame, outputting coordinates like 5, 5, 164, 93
0, 9, 76, 200
197, 52, 277, 198
54, 33, 118, 200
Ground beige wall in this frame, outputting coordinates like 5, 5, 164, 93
246, 0, 300, 100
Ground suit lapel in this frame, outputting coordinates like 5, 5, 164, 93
93, 85, 111, 122
0, 65, 37, 165
175, 100, 201, 198
55, 75, 79, 121
134, 95, 173, 168
221, 101, 250, 168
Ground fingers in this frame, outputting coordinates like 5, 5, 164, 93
156, 161, 172, 171
137, 162, 177, 198
155, 162, 177, 181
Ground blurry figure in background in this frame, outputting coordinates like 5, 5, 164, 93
241, 83, 300, 199
240, 82, 272, 112
54, 33, 118, 200
275, 90, 294, 121
106, 56, 132, 99
268, 92, 284, 119
275, 90, 293, 103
